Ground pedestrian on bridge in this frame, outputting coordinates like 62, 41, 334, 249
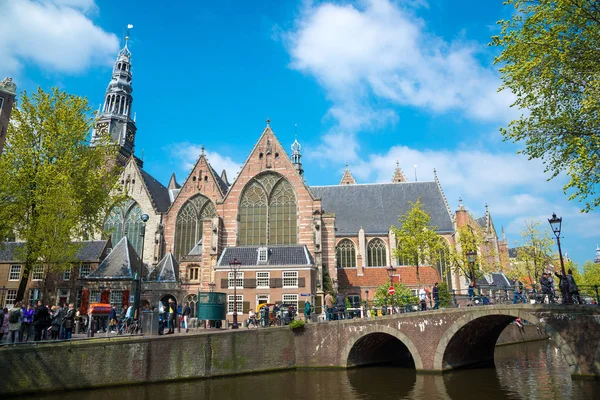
325, 293, 333, 321
512, 282, 527, 304
432, 283, 440, 310
303, 300, 311, 322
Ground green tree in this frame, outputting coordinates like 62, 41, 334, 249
437, 282, 452, 308
506, 220, 555, 284
581, 261, 600, 285
372, 280, 418, 308
492, 1, 600, 212
449, 225, 489, 283
0, 87, 121, 301
394, 199, 443, 289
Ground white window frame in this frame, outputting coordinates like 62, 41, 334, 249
9, 265, 21, 281
282, 294, 298, 311
29, 288, 41, 306
57, 289, 70, 305
80, 264, 91, 278
5, 290, 17, 308
282, 271, 298, 288
188, 266, 200, 281
256, 271, 270, 289
89, 290, 100, 303
257, 247, 268, 264
228, 271, 244, 289
110, 290, 123, 309
63, 268, 71, 281
31, 265, 44, 281
256, 294, 269, 306
227, 294, 243, 314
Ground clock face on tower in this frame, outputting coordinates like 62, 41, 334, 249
96, 122, 109, 136
126, 128, 134, 144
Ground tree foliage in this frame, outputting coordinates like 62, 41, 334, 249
492, 0, 600, 212
0, 87, 121, 301
393, 198, 443, 288
505, 220, 555, 284
372, 280, 418, 307
449, 225, 491, 283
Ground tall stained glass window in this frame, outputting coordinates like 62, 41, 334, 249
367, 238, 387, 267
174, 195, 217, 260
103, 199, 145, 257
336, 239, 356, 268
238, 172, 297, 246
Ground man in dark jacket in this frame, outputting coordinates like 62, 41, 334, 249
432, 282, 440, 310
33, 300, 50, 341
182, 302, 192, 333
62, 303, 76, 340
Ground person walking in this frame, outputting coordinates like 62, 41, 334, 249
183, 302, 191, 333
20, 303, 34, 342
419, 288, 427, 311
167, 298, 177, 334
512, 281, 527, 304
108, 305, 117, 333
554, 271, 571, 304
8, 302, 23, 343
432, 283, 440, 310
567, 270, 582, 304
324, 293, 333, 321
540, 273, 555, 303
50, 306, 62, 340
62, 303, 76, 340
33, 300, 49, 341
0, 307, 9, 343
303, 300, 312, 322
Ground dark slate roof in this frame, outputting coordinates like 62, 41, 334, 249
217, 245, 313, 267
140, 168, 171, 212
146, 253, 178, 282
475, 216, 487, 230
491, 272, 511, 287
75, 241, 109, 261
0, 241, 107, 262
210, 165, 230, 196
310, 182, 454, 235
84, 237, 143, 280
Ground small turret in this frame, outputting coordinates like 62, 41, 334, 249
392, 161, 406, 182
340, 163, 356, 185
291, 133, 304, 176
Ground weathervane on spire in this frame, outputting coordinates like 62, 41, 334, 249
126, 24, 133, 44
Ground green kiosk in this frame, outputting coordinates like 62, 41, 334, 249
197, 291, 226, 328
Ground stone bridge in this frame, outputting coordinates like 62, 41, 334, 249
1, 305, 599, 395
295, 305, 600, 378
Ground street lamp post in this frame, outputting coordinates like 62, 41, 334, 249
134, 213, 149, 319
548, 213, 570, 304
229, 258, 242, 329
386, 266, 396, 315
466, 250, 477, 283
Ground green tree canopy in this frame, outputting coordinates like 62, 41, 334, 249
449, 225, 490, 284
0, 87, 121, 301
393, 198, 443, 288
372, 280, 418, 307
506, 220, 555, 284
492, 0, 600, 212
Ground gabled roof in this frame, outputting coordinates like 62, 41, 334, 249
209, 163, 230, 197
310, 182, 454, 235
491, 272, 511, 287
139, 168, 171, 212
146, 253, 179, 282
0, 241, 108, 263
216, 245, 314, 267
84, 237, 143, 280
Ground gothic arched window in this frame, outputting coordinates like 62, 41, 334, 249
238, 172, 297, 246
103, 199, 144, 257
367, 238, 387, 267
174, 195, 217, 260
336, 239, 356, 268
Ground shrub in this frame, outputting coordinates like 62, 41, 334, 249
289, 319, 305, 330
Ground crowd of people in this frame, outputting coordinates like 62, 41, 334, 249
0, 301, 76, 343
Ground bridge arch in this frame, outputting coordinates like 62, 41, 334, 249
433, 308, 580, 374
341, 325, 423, 369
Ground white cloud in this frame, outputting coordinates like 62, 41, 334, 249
285, 0, 517, 130
169, 143, 242, 183
0, 0, 118, 77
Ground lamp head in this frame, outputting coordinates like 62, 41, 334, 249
141, 214, 150, 223
548, 213, 562, 238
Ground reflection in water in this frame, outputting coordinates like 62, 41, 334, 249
32, 340, 599, 400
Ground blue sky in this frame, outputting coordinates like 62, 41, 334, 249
1, 0, 598, 265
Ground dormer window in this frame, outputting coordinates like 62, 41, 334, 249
257, 247, 268, 264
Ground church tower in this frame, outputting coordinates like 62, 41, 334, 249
91, 27, 138, 167
291, 136, 304, 176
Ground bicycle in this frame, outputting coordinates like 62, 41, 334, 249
126, 319, 140, 335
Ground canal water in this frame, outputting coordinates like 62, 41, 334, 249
35, 340, 599, 400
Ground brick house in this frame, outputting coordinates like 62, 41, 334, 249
0, 240, 109, 309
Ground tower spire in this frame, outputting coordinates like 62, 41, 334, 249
291, 124, 304, 176
340, 163, 356, 185
91, 24, 137, 166
392, 161, 406, 182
